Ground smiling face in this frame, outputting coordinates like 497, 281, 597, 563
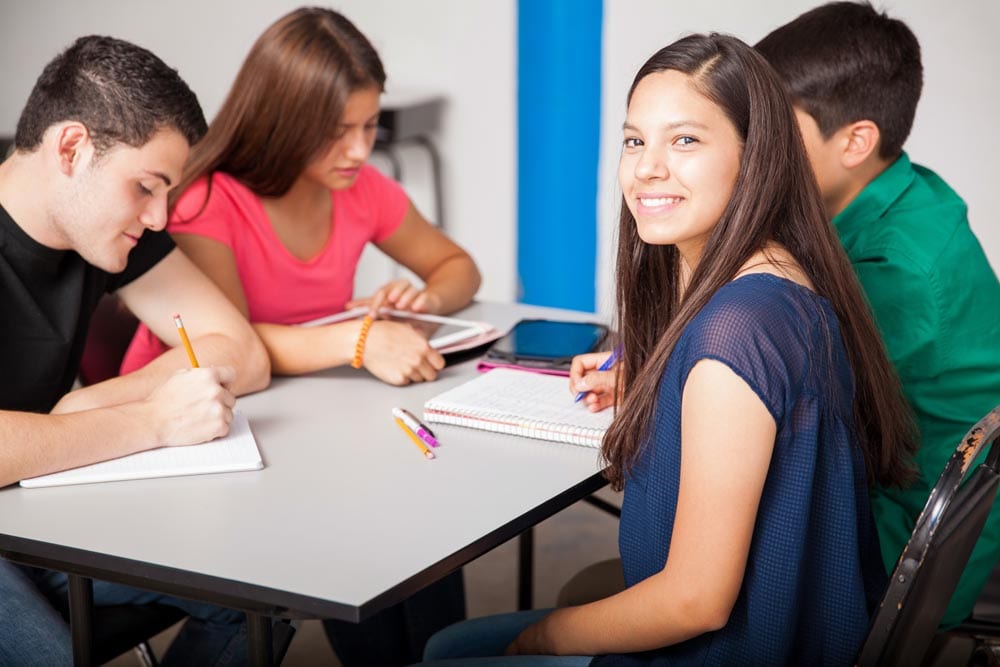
301, 86, 381, 191
56, 127, 189, 273
618, 70, 743, 266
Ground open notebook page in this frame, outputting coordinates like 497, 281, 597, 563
20, 411, 262, 488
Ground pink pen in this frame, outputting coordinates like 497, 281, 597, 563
392, 407, 439, 447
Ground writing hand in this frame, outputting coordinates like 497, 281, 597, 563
570, 351, 619, 412
146, 366, 236, 446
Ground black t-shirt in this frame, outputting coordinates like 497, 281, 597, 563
0, 203, 174, 413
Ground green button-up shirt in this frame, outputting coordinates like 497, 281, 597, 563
834, 152, 1000, 626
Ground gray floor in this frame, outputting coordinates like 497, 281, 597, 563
108, 486, 624, 667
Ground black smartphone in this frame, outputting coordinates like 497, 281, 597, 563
484, 319, 609, 368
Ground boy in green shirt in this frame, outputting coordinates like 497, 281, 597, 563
758, 1, 1000, 626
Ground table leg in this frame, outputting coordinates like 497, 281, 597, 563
518, 527, 534, 610
68, 573, 94, 667
247, 611, 274, 667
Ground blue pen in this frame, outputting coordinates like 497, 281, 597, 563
574, 347, 621, 403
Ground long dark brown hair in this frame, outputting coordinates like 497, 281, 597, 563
169, 6, 385, 210
602, 33, 915, 491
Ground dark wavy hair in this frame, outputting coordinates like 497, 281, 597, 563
15, 35, 206, 154
171, 6, 386, 209
602, 33, 916, 491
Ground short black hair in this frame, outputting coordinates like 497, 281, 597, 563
755, 1, 922, 159
14, 35, 207, 154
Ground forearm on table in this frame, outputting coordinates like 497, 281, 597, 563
144, 331, 269, 395
0, 404, 158, 487
61, 333, 267, 414
253, 321, 363, 376
130, 329, 270, 396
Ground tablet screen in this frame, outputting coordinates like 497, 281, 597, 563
488, 320, 607, 361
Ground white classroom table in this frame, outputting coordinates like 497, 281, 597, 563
0, 301, 610, 665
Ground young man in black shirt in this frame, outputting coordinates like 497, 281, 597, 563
0, 35, 270, 664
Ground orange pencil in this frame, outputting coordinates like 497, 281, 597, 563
173, 313, 200, 368
394, 417, 435, 460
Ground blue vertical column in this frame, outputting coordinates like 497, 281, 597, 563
517, 0, 602, 312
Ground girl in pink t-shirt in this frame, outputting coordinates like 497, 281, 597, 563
122, 7, 480, 387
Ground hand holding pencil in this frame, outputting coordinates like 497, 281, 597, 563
147, 365, 237, 446
570, 349, 620, 413
146, 314, 236, 447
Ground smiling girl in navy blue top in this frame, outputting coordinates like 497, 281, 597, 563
417, 33, 917, 667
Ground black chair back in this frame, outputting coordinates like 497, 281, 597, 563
857, 405, 1000, 666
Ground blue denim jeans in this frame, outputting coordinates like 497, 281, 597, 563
0, 559, 248, 666
415, 609, 593, 666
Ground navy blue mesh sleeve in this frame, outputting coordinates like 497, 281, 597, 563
672, 274, 854, 430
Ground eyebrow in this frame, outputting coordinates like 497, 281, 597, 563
622, 120, 711, 132
339, 112, 381, 127
144, 171, 173, 187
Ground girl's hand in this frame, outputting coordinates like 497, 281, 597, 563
362, 320, 445, 385
346, 279, 443, 315
570, 351, 619, 412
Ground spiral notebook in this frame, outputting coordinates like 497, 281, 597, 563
20, 411, 262, 488
423, 369, 614, 447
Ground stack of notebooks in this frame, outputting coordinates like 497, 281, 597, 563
424, 368, 614, 447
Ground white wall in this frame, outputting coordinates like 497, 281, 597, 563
2, 1, 996, 314
598, 0, 1000, 315
0, 0, 518, 302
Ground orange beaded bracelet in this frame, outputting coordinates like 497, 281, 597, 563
351, 315, 374, 368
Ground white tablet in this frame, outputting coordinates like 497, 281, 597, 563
300, 307, 492, 350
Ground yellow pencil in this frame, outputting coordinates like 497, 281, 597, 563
394, 417, 435, 460
173, 313, 200, 368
